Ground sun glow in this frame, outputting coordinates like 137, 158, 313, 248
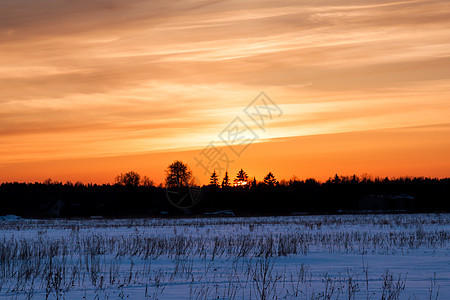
0, 0, 449, 183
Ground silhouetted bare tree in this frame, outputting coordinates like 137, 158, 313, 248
165, 160, 192, 188
115, 171, 141, 187
140, 176, 154, 187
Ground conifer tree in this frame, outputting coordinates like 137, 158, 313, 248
221, 171, 230, 188
209, 170, 219, 186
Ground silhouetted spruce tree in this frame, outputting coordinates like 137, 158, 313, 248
250, 176, 257, 188
234, 169, 249, 186
221, 171, 230, 188
332, 174, 341, 184
209, 170, 219, 187
263, 172, 278, 186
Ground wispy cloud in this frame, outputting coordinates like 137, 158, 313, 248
0, 0, 449, 180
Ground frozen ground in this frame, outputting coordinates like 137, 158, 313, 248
0, 214, 448, 299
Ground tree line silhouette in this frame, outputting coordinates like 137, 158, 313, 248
208, 169, 277, 187
0, 160, 448, 217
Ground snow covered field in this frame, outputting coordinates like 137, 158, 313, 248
0, 214, 448, 299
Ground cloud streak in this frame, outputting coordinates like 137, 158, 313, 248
0, 0, 449, 181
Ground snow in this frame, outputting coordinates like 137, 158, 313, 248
0, 215, 21, 221
0, 214, 448, 299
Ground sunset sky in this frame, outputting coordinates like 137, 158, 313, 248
1, 0, 449, 184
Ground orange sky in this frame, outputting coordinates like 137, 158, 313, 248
0, 0, 449, 184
